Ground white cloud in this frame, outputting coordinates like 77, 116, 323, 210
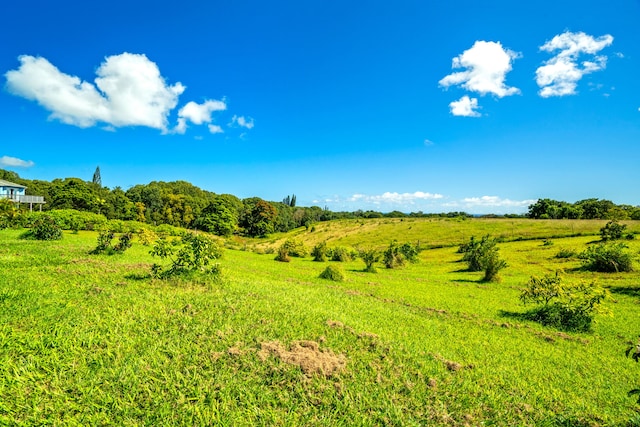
208, 124, 224, 134
174, 100, 226, 134
0, 155, 34, 168
449, 96, 481, 117
423, 139, 434, 146
461, 196, 536, 209
230, 115, 254, 129
327, 192, 444, 206
536, 31, 613, 97
440, 41, 520, 97
5, 53, 185, 131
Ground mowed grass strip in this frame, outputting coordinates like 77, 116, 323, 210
1, 222, 639, 425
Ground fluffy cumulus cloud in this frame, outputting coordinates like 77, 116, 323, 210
174, 100, 227, 134
5, 53, 185, 131
349, 192, 444, 204
440, 41, 521, 98
0, 155, 34, 168
536, 31, 614, 97
449, 95, 480, 117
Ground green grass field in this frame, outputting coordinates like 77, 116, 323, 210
2, 219, 640, 426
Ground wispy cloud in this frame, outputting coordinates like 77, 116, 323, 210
440, 41, 521, 98
5, 53, 185, 131
460, 196, 536, 209
208, 124, 224, 134
536, 31, 613, 97
230, 115, 255, 129
0, 155, 34, 168
449, 96, 481, 117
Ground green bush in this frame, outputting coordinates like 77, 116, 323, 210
383, 240, 405, 269
25, 209, 108, 231
319, 265, 345, 282
459, 235, 507, 281
400, 242, 420, 263
150, 232, 223, 279
358, 248, 380, 273
329, 246, 354, 262
22, 215, 63, 241
520, 273, 608, 332
311, 241, 328, 262
579, 243, 634, 272
91, 231, 133, 255
274, 245, 291, 262
600, 220, 627, 241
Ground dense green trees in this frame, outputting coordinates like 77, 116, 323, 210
528, 198, 640, 220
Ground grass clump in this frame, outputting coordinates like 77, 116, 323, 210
319, 265, 345, 281
520, 273, 608, 332
555, 248, 577, 259
328, 246, 355, 262
579, 242, 634, 272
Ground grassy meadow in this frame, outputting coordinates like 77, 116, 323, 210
2, 219, 640, 426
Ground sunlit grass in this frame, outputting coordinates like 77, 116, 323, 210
1, 222, 640, 425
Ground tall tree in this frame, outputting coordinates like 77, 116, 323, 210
92, 166, 102, 187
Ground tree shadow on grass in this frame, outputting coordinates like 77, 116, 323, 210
124, 272, 151, 281
498, 307, 592, 333
608, 285, 640, 298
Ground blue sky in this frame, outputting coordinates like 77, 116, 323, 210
1, 0, 638, 214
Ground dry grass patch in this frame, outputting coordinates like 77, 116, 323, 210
258, 340, 347, 377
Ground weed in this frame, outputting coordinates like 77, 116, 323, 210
319, 265, 345, 281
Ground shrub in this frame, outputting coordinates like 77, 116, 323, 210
91, 231, 133, 255
600, 220, 627, 241
626, 336, 640, 403
383, 240, 405, 269
579, 243, 634, 272
520, 273, 608, 332
459, 235, 507, 281
482, 251, 507, 282
358, 248, 380, 273
319, 265, 345, 282
399, 242, 420, 263
274, 245, 291, 262
311, 241, 328, 262
150, 232, 223, 279
329, 246, 354, 262
22, 215, 63, 240
282, 239, 308, 257
137, 228, 158, 246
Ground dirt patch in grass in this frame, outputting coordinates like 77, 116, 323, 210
258, 340, 347, 377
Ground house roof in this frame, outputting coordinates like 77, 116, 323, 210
0, 179, 27, 189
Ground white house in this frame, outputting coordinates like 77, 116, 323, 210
0, 179, 45, 211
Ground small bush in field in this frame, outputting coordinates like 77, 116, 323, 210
626, 336, 640, 403
383, 240, 405, 269
600, 220, 626, 241
459, 235, 507, 281
329, 246, 354, 262
579, 243, 634, 272
150, 232, 223, 279
91, 231, 133, 255
400, 242, 420, 263
21, 215, 63, 241
274, 245, 291, 262
358, 248, 380, 273
319, 265, 345, 281
311, 241, 328, 262
520, 273, 608, 332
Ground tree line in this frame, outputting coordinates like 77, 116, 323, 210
4, 168, 637, 237
526, 198, 640, 220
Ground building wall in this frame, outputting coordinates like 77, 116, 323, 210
0, 186, 26, 197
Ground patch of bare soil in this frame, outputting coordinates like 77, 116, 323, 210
258, 340, 347, 377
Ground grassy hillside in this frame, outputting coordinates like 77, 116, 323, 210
1, 220, 640, 425
241, 217, 640, 253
